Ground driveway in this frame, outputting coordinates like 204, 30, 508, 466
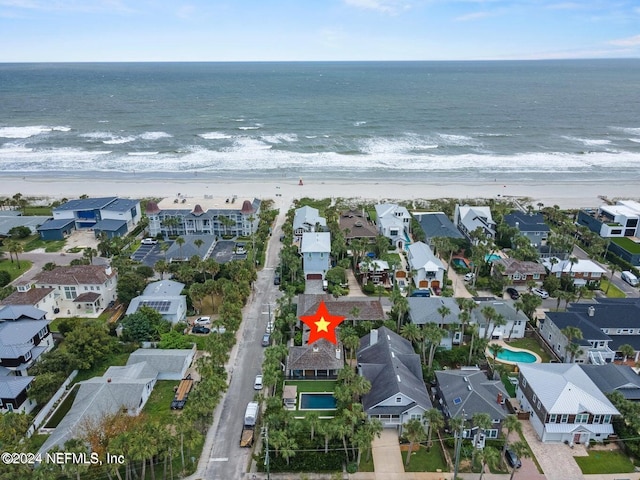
371, 429, 405, 480
520, 419, 585, 480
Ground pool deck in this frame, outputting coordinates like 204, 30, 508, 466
486, 340, 542, 365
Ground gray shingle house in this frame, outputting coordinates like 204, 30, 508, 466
413, 212, 464, 246
357, 327, 431, 431
293, 206, 326, 240
435, 367, 510, 440
580, 364, 640, 401
503, 211, 550, 248
285, 339, 344, 379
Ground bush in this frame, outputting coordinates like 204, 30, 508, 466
0, 270, 10, 287
363, 282, 375, 294
346, 462, 358, 474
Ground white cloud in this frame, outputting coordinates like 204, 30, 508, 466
609, 34, 640, 47
0, 0, 134, 13
545, 2, 583, 10
343, 0, 413, 14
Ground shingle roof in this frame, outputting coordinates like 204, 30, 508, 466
1, 287, 54, 307
165, 235, 216, 261
339, 210, 378, 240
297, 295, 385, 322
415, 212, 464, 240
33, 265, 116, 286
126, 349, 193, 376
580, 364, 640, 401
286, 339, 344, 371
357, 327, 431, 413
142, 280, 185, 296
518, 363, 620, 415
493, 258, 546, 276
504, 211, 550, 233
0, 319, 49, 358
408, 297, 461, 325
435, 368, 509, 420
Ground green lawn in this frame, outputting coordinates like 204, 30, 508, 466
73, 351, 132, 383
143, 380, 182, 424
23, 206, 53, 216
358, 454, 374, 472
574, 449, 635, 474
44, 384, 79, 428
284, 380, 337, 392
401, 443, 449, 473
505, 337, 552, 363
600, 279, 626, 298
23, 235, 65, 252
0, 259, 32, 281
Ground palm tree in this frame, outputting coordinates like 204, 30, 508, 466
423, 322, 445, 369
488, 343, 504, 376
175, 236, 185, 261
467, 323, 479, 365
5, 239, 23, 268
565, 256, 579, 291
393, 294, 410, 331
194, 238, 204, 257
306, 411, 321, 440
566, 342, 584, 363
280, 436, 298, 465
500, 415, 522, 466
437, 304, 451, 328
619, 344, 635, 363
403, 418, 426, 467
480, 306, 497, 339
349, 305, 361, 327
471, 412, 492, 464
478, 446, 500, 480
425, 408, 444, 449
561, 326, 583, 362
400, 322, 423, 351
508, 440, 530, 480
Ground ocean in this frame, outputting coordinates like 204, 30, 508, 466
1, 60, 639, 183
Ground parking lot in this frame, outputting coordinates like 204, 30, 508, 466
130, 241, 170, 267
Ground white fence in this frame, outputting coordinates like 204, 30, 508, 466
27, 370, 78, 438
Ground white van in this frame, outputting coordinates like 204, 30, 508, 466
621, 271, 639, 287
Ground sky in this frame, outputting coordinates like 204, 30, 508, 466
0, 0, 639, 62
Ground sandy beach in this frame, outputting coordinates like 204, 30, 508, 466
1, 175, 637, 210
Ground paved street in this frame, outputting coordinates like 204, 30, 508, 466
185, 201, 287, 480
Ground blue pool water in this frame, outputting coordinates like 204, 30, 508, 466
496, 347, 536, 363
452, 258, 470, 269
300, 393, 337, 410
485, 254, 501, 262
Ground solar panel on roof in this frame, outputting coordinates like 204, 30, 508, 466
140, 300, 171, 312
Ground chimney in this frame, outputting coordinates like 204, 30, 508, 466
370, 329, 379, 346
497, 392, 503, 404
107, 378, 112, 383
312, 344, 319, 353
335, 348, 341, 360
588, 306, 595, 317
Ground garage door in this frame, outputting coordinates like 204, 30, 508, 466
307, 274, 323, 280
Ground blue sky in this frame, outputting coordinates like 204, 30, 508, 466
1, 0, 639, 62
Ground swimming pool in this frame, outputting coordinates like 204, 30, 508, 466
496, 346, 537, 363
485, 254, 501, 263
299, 393, 337, 410
452, 258, 470, 269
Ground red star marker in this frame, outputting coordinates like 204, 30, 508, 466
299, 300, 345, 345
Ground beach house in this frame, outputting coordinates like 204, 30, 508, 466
374, 203, 412, 249
454, 204, 496, 243
300, 232, 331, 281
125, 280, 187, 324
516, 363, 619, 444
406, 241, 446, 292
293, 206, 326, 241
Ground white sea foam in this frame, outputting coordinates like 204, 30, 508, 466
128, 152, 159, 156
139, 131, 172, 140
103, 136, 136, 145
198, 132, 232, 140
562, 136, 611, 146
354, 121, 367, 126
0, 125, 68, 138
610, 126, 640, 136
437, 133, 480, 147
238, 126, 260, 130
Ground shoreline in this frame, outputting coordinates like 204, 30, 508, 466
1, 174, 638, 210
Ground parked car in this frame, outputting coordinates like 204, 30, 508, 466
506, 287, 520, 300
464, 272, 475, 282
532, 287, 549, 299
621, 271, 639, 286
141, 238, 158, 245
505, 448, 522, 468
265, 321, 274, 333
410, 290, 431, 298
253, 374, 263, 390
274, 273, 281, 285
192, 325, 210, 334
195, 316, 211, 325
261, 333, 271, 347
